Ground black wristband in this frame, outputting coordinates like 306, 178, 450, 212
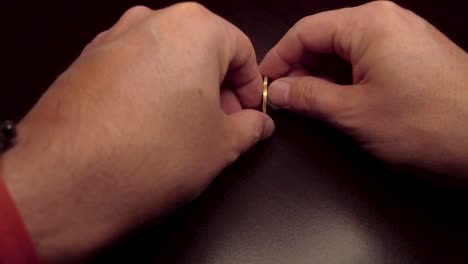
0, 120, 17, 153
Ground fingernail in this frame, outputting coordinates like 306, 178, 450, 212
268, 79, 290, 107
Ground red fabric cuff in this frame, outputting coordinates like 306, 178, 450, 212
0, 177, 40, 264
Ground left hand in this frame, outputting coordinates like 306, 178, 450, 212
2, 3, 274, 263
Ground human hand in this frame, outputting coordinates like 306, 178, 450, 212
2, 3, 273, 263
260, 1, 468, 176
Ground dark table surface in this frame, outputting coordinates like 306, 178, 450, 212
3, 0, 468, 263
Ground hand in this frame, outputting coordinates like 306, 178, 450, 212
2, 3, 274, 263
260, 1, 468, 176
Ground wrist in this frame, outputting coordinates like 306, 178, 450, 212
1, 119, 118, 263
2, 123, 70, 263
0, 167, 40, 264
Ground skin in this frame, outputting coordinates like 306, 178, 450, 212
261, 1, 468, 176
0, 1, 467, 263
2, 3, 273, 263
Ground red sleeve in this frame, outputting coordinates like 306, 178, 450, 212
0, 177, 40, 264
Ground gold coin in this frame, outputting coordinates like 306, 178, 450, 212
263, 76, 268, 114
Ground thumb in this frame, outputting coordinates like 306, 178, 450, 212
226, 109, 275, 155
268, 76, 360, 120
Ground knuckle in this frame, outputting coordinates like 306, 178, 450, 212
225, 148, 241, 165
169, 2, 210, 18
224, 137, 241, 164
333, 90, 363, 123
292, 16, 312, 32
371, 0, 400, 11
122, 5, 151, 20
358, 1, 408, 38
93, 30, 107, 43
110, 6, 151, 37
293, 80, 317, 113
362, 1, 430, 44
161, 2, 216, 34
241, 121, 263, 146
294, 16, 308, 27
370, 0, 401, 13
82, 30, 108, 53
251, 120, 264, 143
159, 2, 225, 44
368, 1, 404, 20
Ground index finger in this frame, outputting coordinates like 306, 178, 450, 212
222, 22, 263, 109
260, 6, 361, 79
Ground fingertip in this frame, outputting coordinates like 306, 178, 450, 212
262, 114, 275, 140
268, 79, 291, 107
260, 48, 293, 80
227, 110, 275, 154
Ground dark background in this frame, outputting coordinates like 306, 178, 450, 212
2, 0, 468, 263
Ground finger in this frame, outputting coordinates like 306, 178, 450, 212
268, 76, 361, 121
287, 64, 310, 77
223, 25, 263, 109
92, 30, 108, 44
83, 30, 109, 52
260, 7, 361, 79
226, 110, 275, 155
220, 89, 242, 114
107, 6, 153, 39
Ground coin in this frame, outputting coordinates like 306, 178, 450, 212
263, 76, 268, 114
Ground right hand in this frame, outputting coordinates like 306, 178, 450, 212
260, 1, 468, 176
